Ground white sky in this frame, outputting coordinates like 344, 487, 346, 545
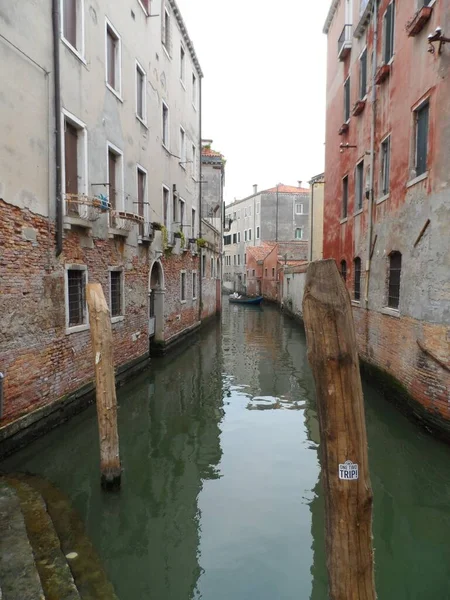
176, 0, 329, 204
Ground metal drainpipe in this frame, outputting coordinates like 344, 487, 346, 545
365, 0, 378, 306
198, 75, 203, 322
309, 182, 315, 262
52, 0, 63, 257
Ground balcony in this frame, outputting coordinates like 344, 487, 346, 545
355, 0, 373, 38
109, 210, 144, 238
138, 221, 154, 244
64, 194, 110, 230
338, 25, 353, 60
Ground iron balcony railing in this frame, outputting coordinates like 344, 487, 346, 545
338, 24, 353, 59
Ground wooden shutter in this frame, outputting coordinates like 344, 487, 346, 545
108, 151, 117, 210
63, 0, 77, 48
65, 122, 78, 215
107, 29, 116, 89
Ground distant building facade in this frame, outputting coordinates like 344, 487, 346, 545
323, 0, 450, 437
223, 184, 309, 292
309, 173, 325, 262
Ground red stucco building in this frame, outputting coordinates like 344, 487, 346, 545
323, 0, 450, 437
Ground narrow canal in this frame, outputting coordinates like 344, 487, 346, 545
3, 302, 450, 599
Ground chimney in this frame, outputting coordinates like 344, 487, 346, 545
298, 181, 302, 189
253, 184, 258, 195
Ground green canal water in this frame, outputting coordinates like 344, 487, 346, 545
3, 302, 450, 599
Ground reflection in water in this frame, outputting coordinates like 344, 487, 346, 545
3, 302, 450, 599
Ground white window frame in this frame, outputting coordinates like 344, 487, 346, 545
295, 227, 303, 240
192, 206, 196, 238
379, 134, 391, 200
295, 203, 304, 215
65, 264, 89, 334
105, 18, 122, 100
162, 184, 170, 227
192, 270, 197, 300
162, 6, 171, 58
61, 109, 88, 215
382, 0, 395, 66
180, 44, 186, 87
162, 101, 170, 149
106, 141, 124, 216
137, 0, 150, 16
180, 270, 187, 303
238, 231, 241, 243
179, 126, 186, 168
248, 228, 252, 241
108, 266, 125, 323
136, 163, 149, 229
60, 0, 86, 63
192, 72, 198, 109
135, 60, 147, 125
191, 144, 197, 180
244, 229, 248, 242
237, 254, 241, 266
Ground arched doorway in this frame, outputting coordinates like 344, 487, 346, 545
149, 259, 165, 343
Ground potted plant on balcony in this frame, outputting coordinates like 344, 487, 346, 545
152, 222, 163, 231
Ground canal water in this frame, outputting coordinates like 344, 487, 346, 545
3, 302, 450, 599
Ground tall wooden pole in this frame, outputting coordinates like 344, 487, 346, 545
302, 260, 376, 600
86, 283, 121, 490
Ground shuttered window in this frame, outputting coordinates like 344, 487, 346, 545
415, 101, 429, 176
388, 252, 401, 309
354, 258, 361, 301
63, 0, 77, 48
383, 2, 395, 64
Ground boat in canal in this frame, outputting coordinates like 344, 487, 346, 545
228, 294, 263, 305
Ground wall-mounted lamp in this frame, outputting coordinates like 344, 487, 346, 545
428, 27, 450, 54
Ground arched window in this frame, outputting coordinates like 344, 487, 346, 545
354, 257, 361, 301
340, 260, 347, 282
388, 252, 402, 309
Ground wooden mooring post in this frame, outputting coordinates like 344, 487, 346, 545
302, 260, 376, 600
86, 283, 121, 490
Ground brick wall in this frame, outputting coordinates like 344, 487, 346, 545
0, 200, 149, 423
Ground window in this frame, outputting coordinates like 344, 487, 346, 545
237, 232, 241, 243
265, 268, 267, 277
244, 230, 248, 242
341, 260, 347, 282
354, 257, 361, 301
107, 143, 123, 215
62, 0, 84, 56
172, 191, 177, 225
380, 136, 391, 196
137, 166, 147, 237
359, 48, 367, 99
244, 253, 247, 264
295, 228, 303, 240
344, 77, 351, 122
192, 73, 197, 107
202, 254, 206, 277
192, 144, 196, 177
66, 266, 87, 329
136, 61, 146, 122
162, 102, 169, 147
233, 255, 236, 266
163, 186, 170, 228
224, 235, 232, 245
106, 20, 121, 96
383, 1, 395, 65
256, 202, 260, 214
248, 206, 252, 217
244, 207, 247, 217
388, 252, 401, 309
192, 207, 196, 238
192, 271, 197, 299
256, 226, 260, 239
342, 175, 349, 218
415, 101, 429, 177
237, 254, 241, 266
180, 127, 186, 166
272, 268, 275, 277
180, 45, 185, 84
162, 6, 171, 54
110, 269, 123, 318
180, 271, 186, 302
63, 111, 87, 216
252, 269, 256, 277
355, 160, 364, 211
248, 229, 252, 241
233, 233, 237, 244
179, 198, 185, 230
211, 257, 214, 278
295, 203, 303, 215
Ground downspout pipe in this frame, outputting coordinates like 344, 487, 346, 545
309, 181, 315, 262
365, 0, 378, 305
198, 75, 203, 322
52, 0, 63, 257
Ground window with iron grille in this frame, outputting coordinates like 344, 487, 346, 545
341, 260, 347, 282
67, 268, 86, 327
415, 101, 429, 177
355, 160, 364, 211
180, 271, 186, 301
380, 136, 391, 196
342, 175, 349, 218
383, 1, 395, 64
388, 252, 401, 309
110, 270, 123, 317
354, 257, 361, 300
359, 48, 367, 99
344, 77, 351, 122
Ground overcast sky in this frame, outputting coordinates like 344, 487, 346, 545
176, 0, 329, 204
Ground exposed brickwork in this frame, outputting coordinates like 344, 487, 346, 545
0, 200, 149, 424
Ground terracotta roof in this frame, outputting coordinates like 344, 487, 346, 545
280, 260, 309, 267
247, 243, 275, 262
266, 185, 309, 194
202, 147, 223, 158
